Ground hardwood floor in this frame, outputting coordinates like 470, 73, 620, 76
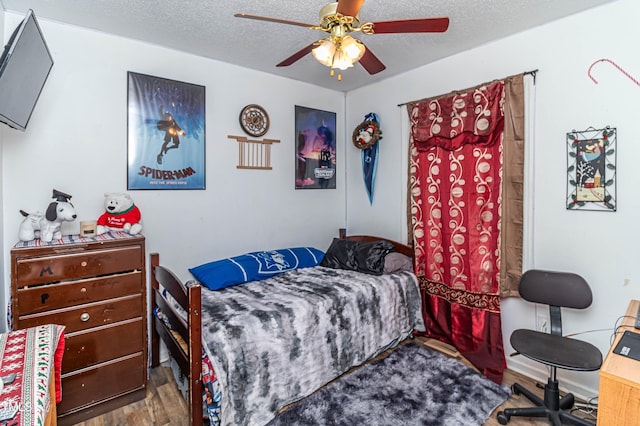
72, 337, 598, 425
71, 365, 190, 426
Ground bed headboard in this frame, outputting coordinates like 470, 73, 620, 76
339, 228, 414, 258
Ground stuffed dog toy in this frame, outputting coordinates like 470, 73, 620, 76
97, 192, 142, 235
19, 189, 77, 242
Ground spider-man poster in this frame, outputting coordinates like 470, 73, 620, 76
127, 72, 206, 190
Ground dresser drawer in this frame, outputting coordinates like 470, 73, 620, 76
18, 294, 142, 333
62, 318, 143, 373
57, 353, 145, 416
14, 246, 142, 287
16, 271, 142, 315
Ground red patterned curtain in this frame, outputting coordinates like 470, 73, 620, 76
407, 80, 507, 383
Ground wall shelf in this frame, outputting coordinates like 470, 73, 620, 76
228, 135, 280, 170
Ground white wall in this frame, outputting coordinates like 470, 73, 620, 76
0, 9, 4, 329
343, 98, 410, 241
346, 0, 639, 399
0, 13, 346, 330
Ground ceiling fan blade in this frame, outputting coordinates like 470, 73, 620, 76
336, 0, 366, 17
359, 46, 386, 75
234, 13, 314, 28
371, 17, 450, 34
276, 43, 316, 67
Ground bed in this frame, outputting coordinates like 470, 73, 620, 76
150, 232, 425, 426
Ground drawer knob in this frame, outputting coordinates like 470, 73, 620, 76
81, 261, 88, 267
80, 313, 90, 322
80, 287, 87, 293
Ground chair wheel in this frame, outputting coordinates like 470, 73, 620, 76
511, 384, 520, 395
496, 411, 510, 425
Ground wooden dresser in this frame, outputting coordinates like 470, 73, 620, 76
10, 233, 147, 425
597, 299, 640, 426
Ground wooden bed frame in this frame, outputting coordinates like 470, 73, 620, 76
150, 232, 414, 425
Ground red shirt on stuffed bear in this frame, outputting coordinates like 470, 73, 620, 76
97, 205, 141, 229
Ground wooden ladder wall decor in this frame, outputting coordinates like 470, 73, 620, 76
228, 135, 280, 170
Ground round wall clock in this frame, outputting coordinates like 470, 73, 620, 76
239, 104, 270, 137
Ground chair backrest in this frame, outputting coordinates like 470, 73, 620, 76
519, 269, 593, 309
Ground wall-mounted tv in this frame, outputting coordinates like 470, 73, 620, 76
0, 9, 53, 131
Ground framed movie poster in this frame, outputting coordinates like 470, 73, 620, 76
127, 72, 206, 190
295, 105, 337, 190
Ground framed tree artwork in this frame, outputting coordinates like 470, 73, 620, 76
566, 126, 616, 211
295, 105, 337, 190
127, 72, 206, 190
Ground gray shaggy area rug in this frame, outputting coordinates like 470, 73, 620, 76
267, 342, 511, 426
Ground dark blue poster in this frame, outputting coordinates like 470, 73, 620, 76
295, 105, 337, 190
127, 72, 206, 190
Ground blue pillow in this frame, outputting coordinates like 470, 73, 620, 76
189, 247, 325, 291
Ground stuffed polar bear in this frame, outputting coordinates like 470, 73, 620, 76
96, 192, 143, 235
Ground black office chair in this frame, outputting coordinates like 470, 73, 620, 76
496, 269, 603, 426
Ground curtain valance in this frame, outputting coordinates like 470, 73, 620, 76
408, 80, 505, 151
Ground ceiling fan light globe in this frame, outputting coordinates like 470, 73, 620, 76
332, 49, 354, 70
312, 39, 336, 67
341, 35, 365, 61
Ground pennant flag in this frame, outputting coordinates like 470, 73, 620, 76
362, 143, 378, 204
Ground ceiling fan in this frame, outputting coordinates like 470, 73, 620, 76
235, 0, 449, 80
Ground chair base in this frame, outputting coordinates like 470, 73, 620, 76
496, 378, 596, 426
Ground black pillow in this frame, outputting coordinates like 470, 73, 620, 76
321, 238, 395, 275
320, 238, 359, 271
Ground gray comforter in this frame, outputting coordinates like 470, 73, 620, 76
200, 265, 425, 426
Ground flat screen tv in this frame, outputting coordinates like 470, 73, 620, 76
0, 9, 53, 131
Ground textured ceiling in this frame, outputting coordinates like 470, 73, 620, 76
0, 0, 619, 92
